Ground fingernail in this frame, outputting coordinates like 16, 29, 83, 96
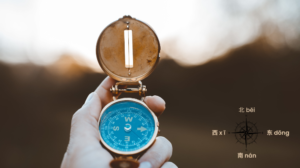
144, 96, 152, 103
139, 162, 151, 168
153, 95, 166, 110
84, 92, 94, 104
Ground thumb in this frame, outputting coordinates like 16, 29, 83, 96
69, 92, 102, 145
62, 92, 112, 168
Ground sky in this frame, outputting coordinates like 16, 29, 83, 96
0, 0, 299, 71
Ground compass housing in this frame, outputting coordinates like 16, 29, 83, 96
98, 98, 159, 155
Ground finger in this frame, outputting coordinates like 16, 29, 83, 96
70, 92, 102, 144
71, 76, 116, 141
144, 95, 166, 117
60, 152, 68, 168
139, 136, 172, 168
65, 92, 113, 168
161, 162, 178, 168
95, 76, 117, 107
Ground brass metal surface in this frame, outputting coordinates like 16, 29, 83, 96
110, 156, 139, 168
96, 15, 160, 82
110, 81, 147, 99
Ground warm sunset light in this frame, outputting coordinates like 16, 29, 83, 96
0, 0, 299, 71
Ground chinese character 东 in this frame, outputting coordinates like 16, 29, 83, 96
267, 130, 272, 136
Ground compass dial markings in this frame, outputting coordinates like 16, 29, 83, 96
99, 101, 156, 152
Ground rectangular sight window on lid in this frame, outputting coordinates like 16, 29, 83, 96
124, 30, 133, 68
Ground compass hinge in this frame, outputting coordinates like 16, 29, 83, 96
110, 81, 147, 99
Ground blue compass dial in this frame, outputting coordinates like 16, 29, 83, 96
99, 100, 156, 152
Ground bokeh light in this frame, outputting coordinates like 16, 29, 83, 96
1, 0, 299, 70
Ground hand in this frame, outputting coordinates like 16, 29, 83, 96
61, 77, 177, 168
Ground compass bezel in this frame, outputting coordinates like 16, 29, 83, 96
98, 98, 159, 155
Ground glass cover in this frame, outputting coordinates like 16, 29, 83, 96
99, 100, 156, 152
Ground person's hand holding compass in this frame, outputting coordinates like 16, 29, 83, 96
61, 77, 176, 168
61, 16, 177, 168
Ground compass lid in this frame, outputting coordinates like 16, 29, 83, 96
96, 15, 160, 82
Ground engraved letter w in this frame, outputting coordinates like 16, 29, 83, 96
125, 117, 133, 122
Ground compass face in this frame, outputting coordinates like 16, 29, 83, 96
99, 99, 157, 154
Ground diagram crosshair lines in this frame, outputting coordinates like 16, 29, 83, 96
229, 115, 263, 151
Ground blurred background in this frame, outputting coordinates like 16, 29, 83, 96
0, 0, 300, 167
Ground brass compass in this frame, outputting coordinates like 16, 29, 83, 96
96, 15, 161, 168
